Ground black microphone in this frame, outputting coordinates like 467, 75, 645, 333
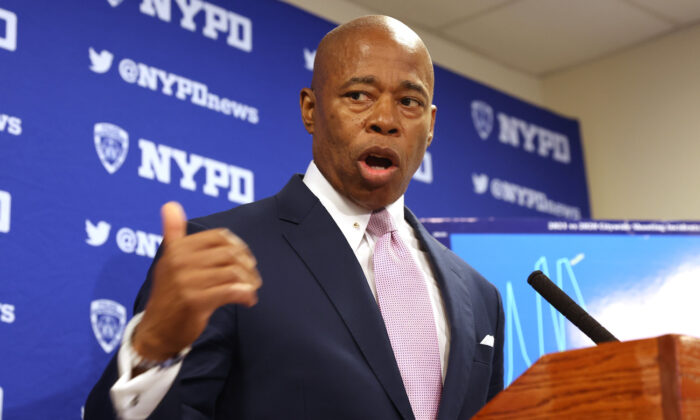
527, 270, 619, 345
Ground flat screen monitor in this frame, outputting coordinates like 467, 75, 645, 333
420, 218, 700, 384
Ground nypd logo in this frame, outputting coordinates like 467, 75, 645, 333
94, 123, 129, 174
85, 218, 162, 258
470, 101, 493, 140
470, 100, 571, 164
471, 172, 582, 219
89, 49, 259, 125
138, 138, 254, 204
0, 302, 15, 324
0, 190, 10, 234
111, 0, 252, 53
0, 7, 17, 52
92, 124, 255, 204
90, 299, 127, 353
0, 113, 22, 136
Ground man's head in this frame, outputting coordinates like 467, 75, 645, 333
300, 15, 436, 210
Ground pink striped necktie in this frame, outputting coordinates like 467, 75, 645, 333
367, 208, 442, 420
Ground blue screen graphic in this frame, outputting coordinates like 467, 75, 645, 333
448, 228, 700, 385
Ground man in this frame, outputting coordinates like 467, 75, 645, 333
86, 15, 504, 420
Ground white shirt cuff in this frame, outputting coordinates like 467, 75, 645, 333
109, 312, 187, 420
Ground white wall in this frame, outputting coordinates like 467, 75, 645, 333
542, 23, 700, 220
281, 0, 543, 105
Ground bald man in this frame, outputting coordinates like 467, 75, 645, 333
85, 15, 503, 420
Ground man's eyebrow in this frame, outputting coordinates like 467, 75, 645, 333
400, 80, 429, 100
340, 76, 377, 89
339, 77, 429, 99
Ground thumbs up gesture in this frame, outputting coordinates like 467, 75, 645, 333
132, 202, 261, 362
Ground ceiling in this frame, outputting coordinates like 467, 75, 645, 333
342, 0, 700, 76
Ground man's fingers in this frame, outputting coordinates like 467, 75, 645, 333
161, 201, 187, 243
167, 228, 253, 256
187, 264, 262, 290
183, 243, 257, 270
199, 282, 260, 309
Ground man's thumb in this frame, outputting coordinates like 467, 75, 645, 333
161, 201, 187, 243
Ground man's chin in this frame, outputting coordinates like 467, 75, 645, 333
348, 185, 402, 211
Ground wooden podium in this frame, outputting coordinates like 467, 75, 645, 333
474, 335, 700, 419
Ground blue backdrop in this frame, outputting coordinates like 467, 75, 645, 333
0, 1, 589, 418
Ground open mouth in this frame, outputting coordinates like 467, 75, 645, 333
357, 147, 400, 187
359, 147, 399, 171
365, 154, 394, 170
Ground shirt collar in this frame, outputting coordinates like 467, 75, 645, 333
302, 161, 405, 250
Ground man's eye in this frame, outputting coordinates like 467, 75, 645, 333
400, 97, 422, 107
345, 92, 368, 101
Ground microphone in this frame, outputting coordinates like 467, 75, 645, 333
527, 270, 618, 345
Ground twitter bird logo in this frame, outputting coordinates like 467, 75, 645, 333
86, 219, 111, 246
472, 173, 490, 194
89, 48, 114, 74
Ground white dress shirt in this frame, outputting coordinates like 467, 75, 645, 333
111, 161, 451, 419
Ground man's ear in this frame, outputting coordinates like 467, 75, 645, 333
427, 104, 437, 146
300, 88, 316, 134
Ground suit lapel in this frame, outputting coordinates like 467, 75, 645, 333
405, 210, 476, 420
276, 176, 414, 420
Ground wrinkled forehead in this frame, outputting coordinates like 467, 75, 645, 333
345, 35, 432, 87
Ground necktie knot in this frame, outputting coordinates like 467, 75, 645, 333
367, 208, 396, 237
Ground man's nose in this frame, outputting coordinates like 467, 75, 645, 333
367, 95, 400, 136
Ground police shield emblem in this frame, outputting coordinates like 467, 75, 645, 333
471, 100, 494, 140
94, 122, 129, 174
90, 299, 127, 353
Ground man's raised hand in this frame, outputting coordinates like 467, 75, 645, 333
132, 201, 261, 362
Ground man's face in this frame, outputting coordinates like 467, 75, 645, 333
301, 29, 436, 210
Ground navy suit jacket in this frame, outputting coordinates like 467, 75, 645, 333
85, 175, 504, 419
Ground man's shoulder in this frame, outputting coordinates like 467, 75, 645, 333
183, 173, 315, 240
189, 196, 277, 231
433, 238, 491, 287
413, 217, 500, 300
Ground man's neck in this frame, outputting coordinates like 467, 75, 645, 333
302, 161, 406, 250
